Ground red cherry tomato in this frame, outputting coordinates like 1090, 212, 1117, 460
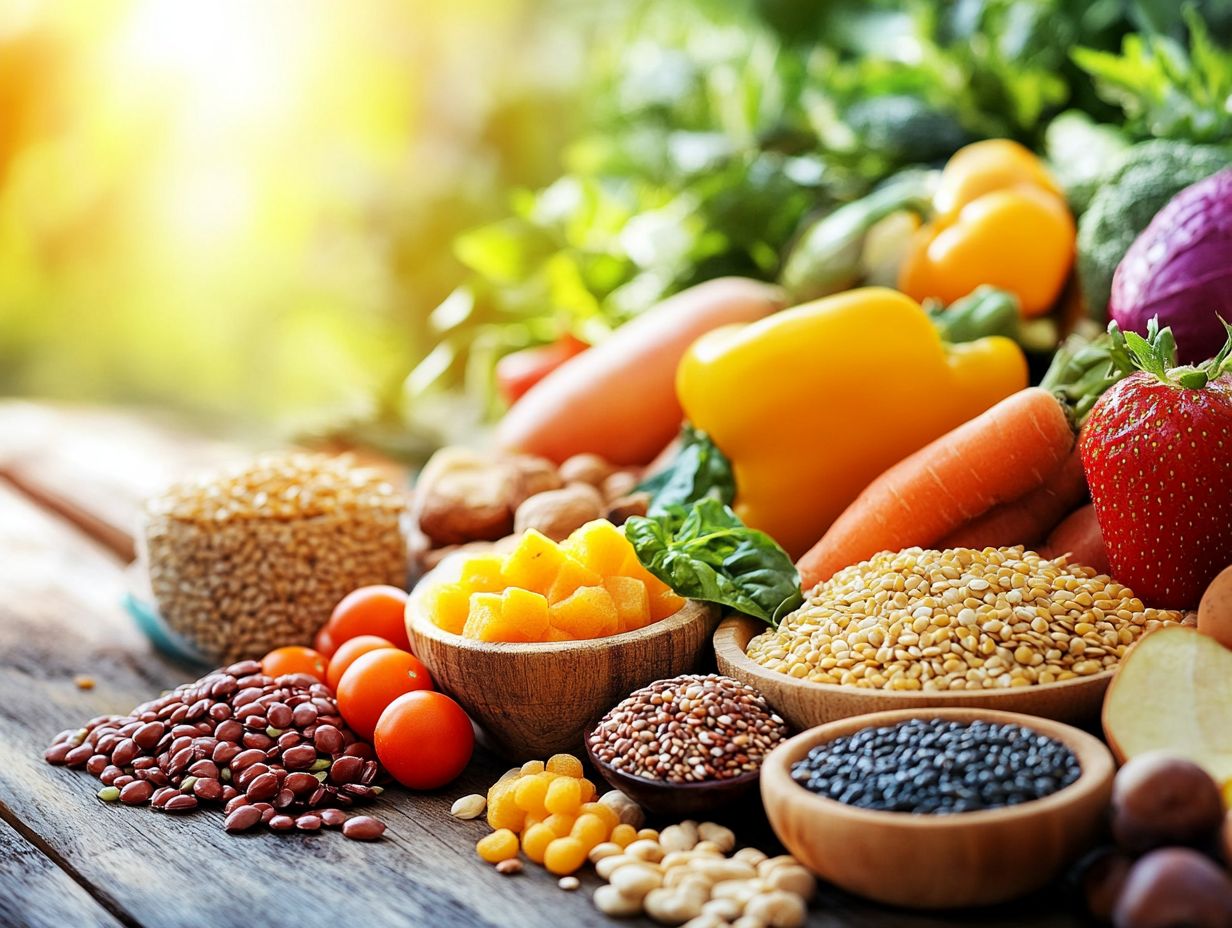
326, 635, 398, 690
335, 648, 432, 741
496, 334, 589, 405
260, 646, 327, 682
374, 690, 474, 789
314, 625, 338, 659
326, 585, 410, 652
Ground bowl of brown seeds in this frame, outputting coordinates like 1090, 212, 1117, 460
140, 452, 409, 664
584, 674, 789, 816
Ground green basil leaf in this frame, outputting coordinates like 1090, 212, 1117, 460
637, 424, 735, 514
624, 499, 803, 626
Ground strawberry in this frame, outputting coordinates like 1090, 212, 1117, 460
1080, 320, 1232, 610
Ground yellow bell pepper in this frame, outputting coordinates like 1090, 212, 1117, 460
898, 139, 1075, 318
676, 287, 1026, 558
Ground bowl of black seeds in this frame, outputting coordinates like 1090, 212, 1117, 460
760, 708, 1115, 910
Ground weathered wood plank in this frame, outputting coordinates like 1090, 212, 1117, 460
0, 816, 128, 928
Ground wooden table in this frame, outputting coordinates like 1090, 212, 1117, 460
0, 402, 1083, 928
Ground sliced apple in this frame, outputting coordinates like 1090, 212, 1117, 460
1104, 626, 1232, 784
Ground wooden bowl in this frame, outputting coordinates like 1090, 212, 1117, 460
760, 708, 1115, 909
714, 614, 1114, 730
584, 739, 761, 818
407, 591, 720, 761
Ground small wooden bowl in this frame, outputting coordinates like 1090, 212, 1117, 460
714, 614, 1114, 730
584, 740, 761, 818
407, 591, 719, 761
760, 708, 1114, 909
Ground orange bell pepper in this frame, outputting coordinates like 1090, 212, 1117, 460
899, 140, 1075, 318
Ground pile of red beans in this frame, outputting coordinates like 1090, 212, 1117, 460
44, 660, 387, 840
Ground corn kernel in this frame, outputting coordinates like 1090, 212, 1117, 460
544, 776, 582, 815
545, 753, 584, 778
476, 829, 519, 863
521, 822, 555, 864
544, 836, 588, 875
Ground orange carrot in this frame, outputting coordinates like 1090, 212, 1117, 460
797, 387, 1074, 590
1040, 504, 1110, 575
497, 278, 784, 466
939, 448, 1088, 549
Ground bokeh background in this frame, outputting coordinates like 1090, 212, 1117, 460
0, 0, 1227, 455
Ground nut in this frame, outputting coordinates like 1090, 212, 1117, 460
697, 823, 735, 853
598, 789, 645, 828
744, 890, 807, 928
507, 455, 565, 507
596, 854, 638, 880
558, 876, 580, 892
627, 839, 666, 863
513, 485, 604, 541
450, 794, 487, 820
589, 842, 624, 863
594, 884, 643, 917
660, 822, 699, 853
415, 448, 518, 546
495, 859, 524, 876
702, 898, 743, 920
734, 847, 770, 867
765, 865, 815, 899
610, 863, 663, 900
607, 493, 651, 526
559, 453, 615, 488
602, 470, 640, 502
644, 887, 703, 925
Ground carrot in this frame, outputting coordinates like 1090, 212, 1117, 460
1040, 504, 1110, 575
797, 387, 1074, 590
939, 448, 1088, 549
497, 278, 784, 466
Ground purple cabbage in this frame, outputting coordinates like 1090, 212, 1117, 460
1110, 167, 1232, 364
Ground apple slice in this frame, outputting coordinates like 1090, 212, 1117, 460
1104, 626, 1232, 783
1197, 564, 1232, 649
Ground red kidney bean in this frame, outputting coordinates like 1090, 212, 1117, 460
168, 747, 193, 776
164, 794, 199, 813
229, 749, 266, 772
112, 775, 135, 789
267, 704, 293, 729
268, 814, 296, 833
99, 765, 123, 786
170, 724, 198, 739
360, 761, 379, 786
94, 734, 119, 755
187, 759, 219, 779
193, 778, 223, 802
282, 745, 317, 772
319, 808, 347, 828
277, 731, 302, 750
329, 756, 364, 785
221, 785, 239, 802
213, 742, 241, 765
342, 816, 385, 841
131, 756, 157, 771
241, 732, 273, 751
224, 795, 250, 814
111, 739, 141, 767
119, 781, 154, 805
208, 703, 232, 721
342, 743, 374, 761
225, 805, 262, 833
168, 736, 193, 757
226, 660, 261, 676
245, 772, 279, 802
236, 764, 271, 790
283, 772, 318, 796
313, 726, 344, 755
86, 755, 109, 776
295, 814, 322, 832
64, 744, 94, 767
132, 722, 164, 749
44, 743, 73, 765
292, 704, 318, 728
214, 720, 244, 743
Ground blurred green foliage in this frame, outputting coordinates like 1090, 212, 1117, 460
1, 0, 1229, 453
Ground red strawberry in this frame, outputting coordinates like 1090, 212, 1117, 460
1080, 321, 1232, 610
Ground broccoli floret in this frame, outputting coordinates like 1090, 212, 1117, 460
1077, 140, 1231, 319
844, 95, 970, 166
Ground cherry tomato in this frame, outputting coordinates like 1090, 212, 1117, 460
326, 585, 411, 652
314, 625, 338, 659
260, 646, 327, 682
335, 648, 432, 741
326, 635, 398, 690
374, 690, 474, 789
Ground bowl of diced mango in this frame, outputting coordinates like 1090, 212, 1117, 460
406, 520, 719, 759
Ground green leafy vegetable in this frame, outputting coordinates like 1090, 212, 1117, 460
637, 425, 735, 513
625, 498, 803, 626
1073, 6, 1232, 143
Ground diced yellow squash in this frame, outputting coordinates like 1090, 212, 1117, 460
603, 576, 651, 632
565, 520, 633, 577
459, 555, 508, 593
547, 556, 603, 604
427, 581, 470, 634
544, 627, 572, 642
616, 552, 672, 598
462, 592, 504, 640
649, 588, 686, 621
503, 530, 567, 594
500, 587, 550, 642
548, 586, 619, 640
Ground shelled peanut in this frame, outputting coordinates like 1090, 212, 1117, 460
590, 821, 814, 927
476, 753, 644, 875
411, 447, 649, 572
